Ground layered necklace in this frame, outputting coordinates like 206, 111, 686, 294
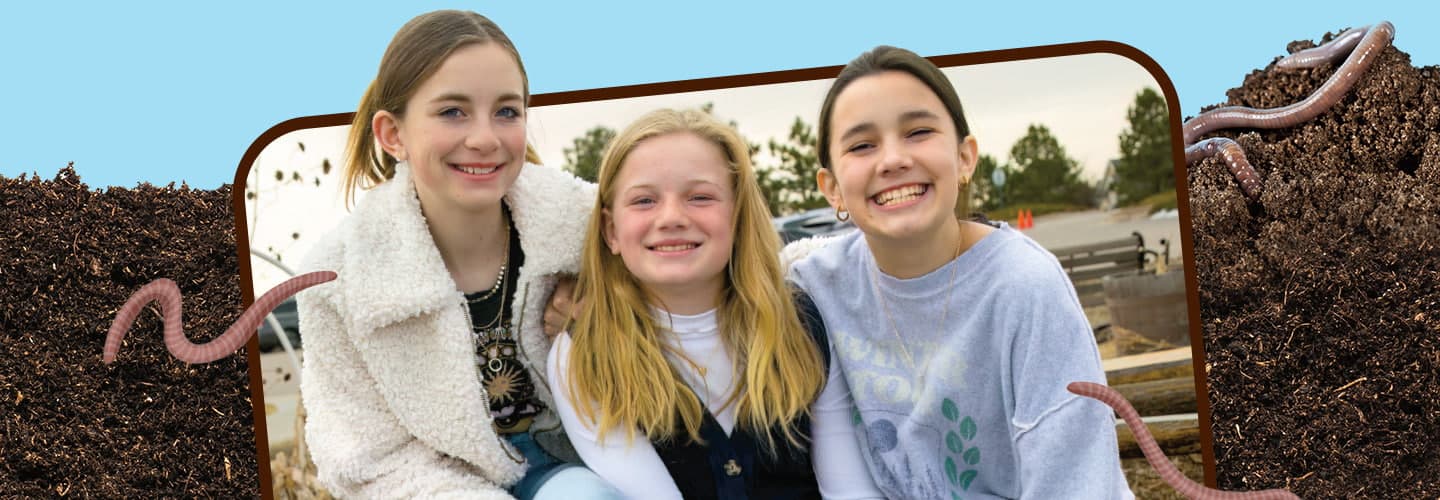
868, 227, 965, 390
470, 211, 515, 372
468, 213, 511, 308
462, 210, 541, 438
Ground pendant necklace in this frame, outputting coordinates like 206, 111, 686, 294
868, 228, 964, 390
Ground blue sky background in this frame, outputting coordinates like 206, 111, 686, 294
1, 1, 1432, 189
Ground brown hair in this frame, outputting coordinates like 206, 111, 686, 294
816, 45, 976, 218
340, 10, 541, 205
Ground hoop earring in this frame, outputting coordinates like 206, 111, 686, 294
835, 207, 850, 222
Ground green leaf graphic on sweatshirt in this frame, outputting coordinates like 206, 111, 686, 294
942, 409, 981, 497
959, 416, 976, 440
959, 469, 978, 490
963, 446, 981, 466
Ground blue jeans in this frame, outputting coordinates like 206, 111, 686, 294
504, 432, 625, 500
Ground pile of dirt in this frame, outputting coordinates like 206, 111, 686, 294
1188, 25, 1440, 498
0, 166, 259, 497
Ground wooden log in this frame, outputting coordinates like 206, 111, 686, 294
1112, 376, 1197, 417
1103, 347, 1194, 386
1106, 358, 1193, 386
1115, 415, 1200, 459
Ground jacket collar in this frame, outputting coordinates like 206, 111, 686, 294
340, 162, 583, 336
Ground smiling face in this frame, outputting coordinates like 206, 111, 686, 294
373, 42, 527, 215
603, 131, 736, 313
819, 70, 977, 245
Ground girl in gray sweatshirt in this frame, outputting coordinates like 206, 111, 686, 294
786, 45, 1133, 500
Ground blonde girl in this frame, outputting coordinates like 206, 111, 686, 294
297, 10, 620, 499
546, 108, 882, 499
785, 46, 1134, 499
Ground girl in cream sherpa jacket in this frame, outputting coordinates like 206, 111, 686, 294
297, 162, 596, 498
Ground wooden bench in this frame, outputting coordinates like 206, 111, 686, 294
1048, 231, 1166, 308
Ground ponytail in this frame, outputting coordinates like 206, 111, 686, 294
341, 80, 392, 208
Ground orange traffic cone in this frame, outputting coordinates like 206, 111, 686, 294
1025, 209, 1034, 229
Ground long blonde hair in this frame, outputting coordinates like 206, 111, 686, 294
567, 108, 825, 452
340, 10, 541, 206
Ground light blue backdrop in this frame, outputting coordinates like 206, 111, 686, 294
1, 2, 1432, 188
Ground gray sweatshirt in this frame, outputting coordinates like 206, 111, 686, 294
788, 225, 1133, 499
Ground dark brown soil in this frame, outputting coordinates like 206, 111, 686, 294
1189, 26, 1440, 498
0, 166, 259, 497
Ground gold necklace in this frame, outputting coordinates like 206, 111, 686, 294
475, 264, 509, 332
868, 227, 965, 389
473, 237, 511, 334
468, 210, 512, 304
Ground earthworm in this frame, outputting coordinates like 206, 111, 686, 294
102, 271, 336, 364
1185, 138, 1262, 201
1182, 21, 1395, 201
1182, 21, 1394, 145
1274, 26, 1368, 70
1067, 382, 1300, 500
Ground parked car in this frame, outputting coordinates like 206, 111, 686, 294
256, 296, 301, 352
773, 207, 855, 244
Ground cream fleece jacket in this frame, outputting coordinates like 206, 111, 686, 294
297, 162, 596, 499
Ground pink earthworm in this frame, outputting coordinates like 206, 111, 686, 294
1185, 138, 1262, 201
1182, 21, 1394, 201
1182, 21, 1394, 145
102, 271, 337, 364
1067, 382, 1300, 500
1274, 26, 1368, 70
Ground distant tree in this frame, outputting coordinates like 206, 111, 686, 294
1007, 124, 1093, 206
558, 104, 824, 218
1113, 87, 1173, 204
697, 103, 821, 216
699, 102, 763, 159
561, 125, 616, 183
969, 153, 1008, 211
757, 117, 827, 216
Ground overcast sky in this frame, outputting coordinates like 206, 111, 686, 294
527, 52, 1159, 183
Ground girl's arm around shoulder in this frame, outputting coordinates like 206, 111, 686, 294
809, 338, 885, 500
779, 233, 849, 281
296, 288, 514, 499
546, 333, 683, 500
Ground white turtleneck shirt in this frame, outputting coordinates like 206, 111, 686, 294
546, 308, 883, 499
